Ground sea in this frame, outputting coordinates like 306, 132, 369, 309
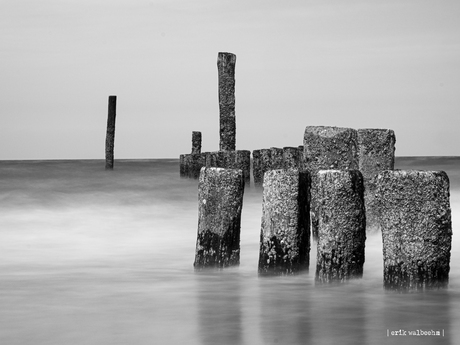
0, 157, 459, 345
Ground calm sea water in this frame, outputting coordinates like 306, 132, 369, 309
0, 157, 459, 345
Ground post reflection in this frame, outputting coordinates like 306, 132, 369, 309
258, 276, 312, 345
196, 270, 242, 345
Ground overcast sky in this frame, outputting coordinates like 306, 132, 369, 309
1, 0, 459, 159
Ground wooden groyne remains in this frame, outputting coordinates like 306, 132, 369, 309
183, 53, 452, 289
105, 95, 117, 170
179, 52, 250, 184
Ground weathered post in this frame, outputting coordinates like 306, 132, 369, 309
258, 169, 310, 275
357, 128, 396, 230
375, 170, 452, 290
194, 167, 245, 269
235, 150, 251, 185
180, 154, 186, 177
298, 145, 304, 171
105, 95, 117, 170
259, 148, 272, 185
252, 150, 263, 186
315, 170, 366, 283
270, 147, 284, 170
217, 52, 236, 152
192, 131, 202, 154
304, 126, 358, 237
283, 147, 300, 170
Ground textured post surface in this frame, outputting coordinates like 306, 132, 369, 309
259, 149, 272, 185
375, 170, 452, 290
259, 169, 310, 275
180, 154, 186, 177
218, 52, 236, 151
315, 170, 366, 283
304, 126, 358, 237
235, 150, 251, 185
192, 131, 202, 154
270, 147, 284, 170
357, 128, 396, 230
105, 95, 117, 170
297, 145, 305, 171
283, 147, 300, 170
252, 150, 262, 186
194, 167, 245, 269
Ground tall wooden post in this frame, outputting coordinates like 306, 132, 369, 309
105, 95, 117, 170
217, 52, 236, 151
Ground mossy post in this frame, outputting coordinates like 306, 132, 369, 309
105, 95, 117, 170
304, 126, 358, 237
192, 131, 202, 154
357, 129, 396, 230
315, 170, 366, 283
375, 170, 452, 290
194, 167, 245, 269
217, 52, 236, 152
258, 169, 310, 275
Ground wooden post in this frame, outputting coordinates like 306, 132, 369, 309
304, 126, 358, 237
259, 148, 272, 185
105, 95, 117, 170
194, 167, 245, 269
270, 147, 284, 169
283, 147, 300, 170
315, 170, 366, 283
258, 169, 310, 275
192, 131, 202, 154
217, 52, 236, 151
252, 150, 262, 186
357, 128, 396, 230
375, 170, 452, 290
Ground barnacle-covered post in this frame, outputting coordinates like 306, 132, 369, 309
270, 147, 284, 170
375, 170, 452, 290
357, 128, 396, 230
315, 170, 366, 283
283, 147, 300, 170
194, 167, 245, 269
258, 169, 310, 275
303, 126, 358, 237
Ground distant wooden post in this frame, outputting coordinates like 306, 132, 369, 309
217, 52, 236, 151
252, 150, 262, 186
270, 147, 284, 169
105, 95, 117, 170
283, 147, 300, 170
192, 131, 202, 154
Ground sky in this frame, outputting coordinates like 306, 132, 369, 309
1, 0, 459, 159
